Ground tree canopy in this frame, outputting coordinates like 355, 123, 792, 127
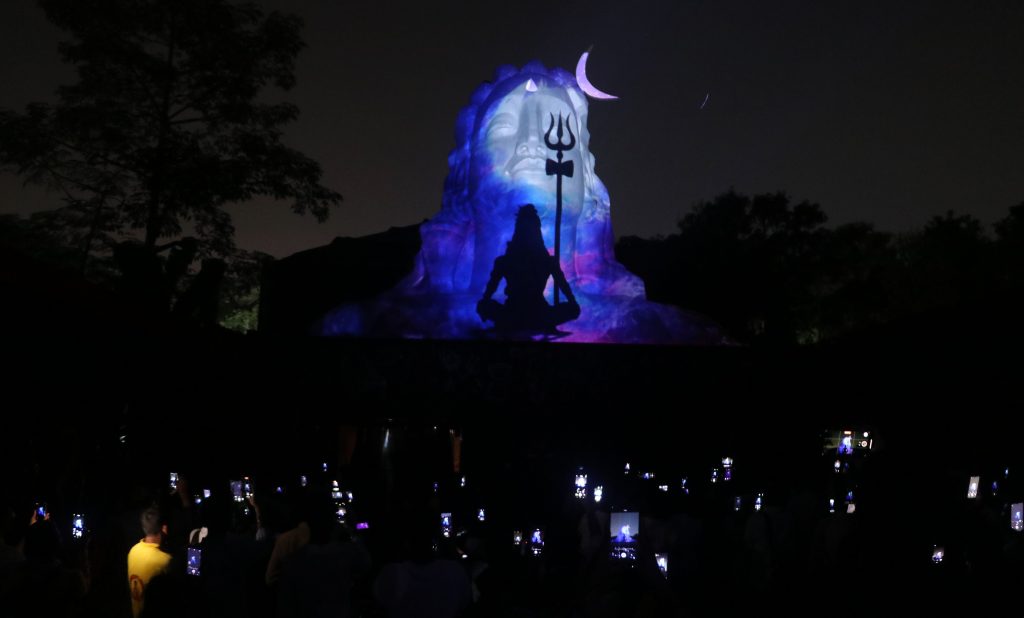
617, 192, 1024, 345
0, 0, 341, 259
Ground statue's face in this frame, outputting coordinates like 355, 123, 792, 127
470, 81, 586, 225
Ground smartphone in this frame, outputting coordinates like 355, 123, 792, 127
931, 546, 944, 563
331, 480, 342, 500
513, 530, 523, 545
441, 512, 452, 538
967, 476, 979, 499
734, 496, 742, 511
169, 472, 179, 492
594, 486, 604, 503
187, 547, 202, 576
336, 506, 347, 523
35, 503, 48, 519
355, 522, 369, 530
655, 553, 668, 577
203, 489, 211, 499
230, 481, 243, 502
243, 477, 253, 499
300, 475, 308, 487
72, 514, 85, 539
574, 473, 587, 499
530, 529, 543, 556
477, 508, 486, 522
610, 511, 639, 558
1011, 503, 1023, 532
754, 494, 763, 511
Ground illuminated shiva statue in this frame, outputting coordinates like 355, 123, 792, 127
415, 61, 642, 300
320, 58, 727, 344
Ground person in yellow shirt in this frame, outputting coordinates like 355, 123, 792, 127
127, 506, 172, 618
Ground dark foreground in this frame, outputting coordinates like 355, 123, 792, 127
2, 301, 1023, 617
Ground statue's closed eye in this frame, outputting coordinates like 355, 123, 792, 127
486, 113, 516, 139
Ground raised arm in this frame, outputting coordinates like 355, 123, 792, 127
481, 256, 505, 301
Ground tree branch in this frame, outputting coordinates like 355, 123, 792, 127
169, 115, 211, 126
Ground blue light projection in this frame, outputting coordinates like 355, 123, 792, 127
320, 61, 728, 344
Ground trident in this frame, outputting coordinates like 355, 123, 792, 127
544, 112, 575, 305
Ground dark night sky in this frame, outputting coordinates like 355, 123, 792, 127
1, 0, 1023, 257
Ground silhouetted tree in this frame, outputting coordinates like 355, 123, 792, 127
217, 248, 272, 332
814, 222, 896, 337
994, 202, 1024, 291
617, 192, 1024, 345
0, 0, 340, 309
898, 211, 992, 312
619, 191, 829, 344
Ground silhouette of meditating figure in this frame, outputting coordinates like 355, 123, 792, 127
476, 204, 581, 334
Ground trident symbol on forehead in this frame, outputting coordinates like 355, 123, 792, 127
544, 112, 576, 155
544, 113, 575, 305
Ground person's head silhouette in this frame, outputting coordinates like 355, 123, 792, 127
507, 204, 548, 258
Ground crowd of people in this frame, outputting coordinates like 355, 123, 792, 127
1, 423, 1022, 617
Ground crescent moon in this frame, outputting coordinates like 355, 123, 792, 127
576, 51, 619, 100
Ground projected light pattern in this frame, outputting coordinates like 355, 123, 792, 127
319, 62, 728, 344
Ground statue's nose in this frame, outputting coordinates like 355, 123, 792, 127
515, 103, 547, 157
516, 139, 545, 157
